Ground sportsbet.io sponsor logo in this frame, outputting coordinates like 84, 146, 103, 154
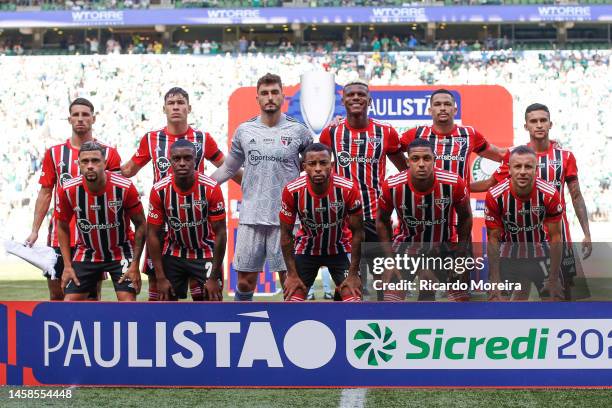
157, 157, 171, 173
168, 217, 206, 231
247, 150, 289, 166
59, 173, 73, 186
337, 151, 379, 168
77, 219, 120, 233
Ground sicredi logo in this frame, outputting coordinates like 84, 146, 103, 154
346, 319, 612, 369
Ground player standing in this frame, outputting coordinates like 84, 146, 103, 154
319, 81, 408, 299
399, 89, 507, 301
147, 140, 226, 301
376, 139, 473, 301
472, 103, 591, 300
280, 143, 363, 302
485, 146, 565, 301
56, 142, 146, 301
121, 87, 239, 301
211, 73, 313, 301
26, 98, 121, 300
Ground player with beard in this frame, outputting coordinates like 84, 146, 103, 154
121, 87, 240, 301
26, 98, 121, 300
147, 140, 226, 301
400, 89, 507, 301
56, 141, 145, 301
320, 81, 408, 300
211, 73, 313, 301
376, 139, 473, 301
472, 103, 591, 300
280, 143, 363, 302
485, 146, 565, 301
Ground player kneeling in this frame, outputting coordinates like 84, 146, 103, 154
57, 142, 146, 301
280, 143, 363, 302
146, 140, 226, 301
376, 139, 473, 301
485, 146, 565, 301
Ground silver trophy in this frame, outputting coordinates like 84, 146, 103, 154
299, 71, 336, 136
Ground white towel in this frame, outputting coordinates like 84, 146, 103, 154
4, 240, 58, 279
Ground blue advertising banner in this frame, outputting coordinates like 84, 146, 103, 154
1, 301, 611, 387
0, 6, 610, 29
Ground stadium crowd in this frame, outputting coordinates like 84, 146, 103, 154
0, 49, 610, 245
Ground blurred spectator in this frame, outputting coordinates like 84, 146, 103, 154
192, 39, 202, 55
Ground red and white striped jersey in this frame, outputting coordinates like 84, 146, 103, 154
147, 172, 225, 259
485, 178, 563, 258
39, 139, 121, 247
379, 169, 469, 248
320, 118, 401, 221
400, 125, 489, 184
493, 143, 578, 243
131, 126, 222, 183
280, 175, 362, 256
55, 172, 142, 262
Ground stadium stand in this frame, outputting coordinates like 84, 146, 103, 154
4, 0, 611, 10
0, 50, 609, 244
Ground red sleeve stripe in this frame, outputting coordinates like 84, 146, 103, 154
109, 173, 131, 185
62, 176, 83, 188
286, 176, 307, 191
387, 173, 408, 187
153, 176, 172, 190
535, 179, 557, 195
198, 173, 218, 188
435, 170, 459, 182
490, 179, 510, 198
332, 175, 354, 189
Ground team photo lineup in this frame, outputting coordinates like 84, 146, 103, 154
17, 70, 596, 304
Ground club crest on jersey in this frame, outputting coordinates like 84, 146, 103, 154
548, 159, 562, 171
108, 200, 122, 213
193, 199, 208, 211
367, 137, 381, 148
531, 206, 545, 216
281, 135, 292, 146
435, 197, 451, 210
454, 137, 467, 147
59, 173, 73, 186
329, 201, 344, 213
157, 157, 171, 173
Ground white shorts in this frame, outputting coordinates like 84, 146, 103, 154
233, 224, 286, 273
